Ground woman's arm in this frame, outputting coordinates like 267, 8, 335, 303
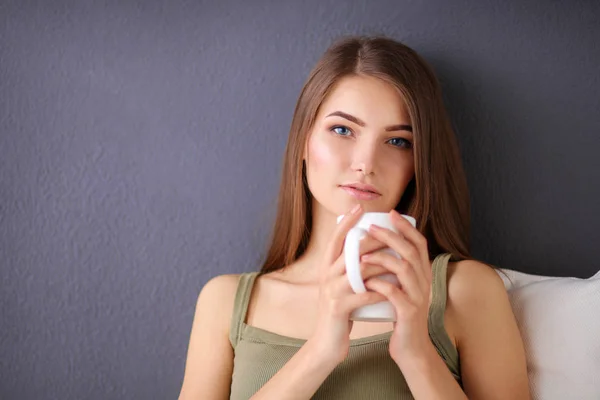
394, 342, 467, 399
180, 205, 388, 400
178, 275, 239, 400
249, 339, 339, 400
380, 259, 530, 400
447, 260, 531, 400
177, 274, 339, 400
252, 206, 397, 399
362, 216, 468, 399
362, 211, 529, 399
250, 283, 389, 400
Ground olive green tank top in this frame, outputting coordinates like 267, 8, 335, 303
229, 253, 461, 399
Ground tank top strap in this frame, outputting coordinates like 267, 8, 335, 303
229, 272, 259, 348
428, 253, 461, 380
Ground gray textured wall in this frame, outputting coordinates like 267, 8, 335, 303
1, 0, 599, 399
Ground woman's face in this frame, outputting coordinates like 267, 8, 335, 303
304, 74, 415, 217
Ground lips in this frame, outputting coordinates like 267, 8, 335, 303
340, 183, 382, 200
341, 183, 380, 195
349, 186, 376, 194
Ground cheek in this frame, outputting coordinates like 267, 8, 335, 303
307, 133, 338, 169
382, 153, 413, 174
382, 155, 415, 191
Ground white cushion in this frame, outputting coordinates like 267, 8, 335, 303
497, 268, 600, 400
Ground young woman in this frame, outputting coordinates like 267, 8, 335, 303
178, 36, 530, 399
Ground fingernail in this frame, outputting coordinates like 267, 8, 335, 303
350, 204, 361, 215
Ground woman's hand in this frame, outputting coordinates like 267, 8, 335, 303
360, 209, 436, 366
307, 204, 390, 366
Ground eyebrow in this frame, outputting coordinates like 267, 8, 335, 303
326, 111, 413, 133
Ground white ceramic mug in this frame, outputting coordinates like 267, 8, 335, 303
337, 212, 417, 322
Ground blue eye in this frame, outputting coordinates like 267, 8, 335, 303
388, 137, 413, 149
331, 126, 352, 136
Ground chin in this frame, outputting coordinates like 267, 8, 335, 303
326, 199, 383, 217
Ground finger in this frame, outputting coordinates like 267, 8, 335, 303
329, 235, 387, 276
328, 262, 390, 294
364, 277, 413, 312
360, 262, 394, 281
367, 226, 423, 282
323, 204, 364, 266
361, 252, 424, 303
329, 253, 347, 276
344, 291, 387, 313
389, 210, 432, 280
389, 210, 425, 249
358, 234, 388, 257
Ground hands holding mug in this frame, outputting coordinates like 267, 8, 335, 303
357, 209, 436, 366
308, 204, 436, 369
308, 204, 390, 366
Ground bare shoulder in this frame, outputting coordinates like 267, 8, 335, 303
444, 260, 531, 399
178, 274, 243, 399
200, 273, 241, 299
197, 274, 242, 327
446, 259, 508, 306
445, 259, 514, 345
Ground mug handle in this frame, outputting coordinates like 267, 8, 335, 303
344, 226, 368, 293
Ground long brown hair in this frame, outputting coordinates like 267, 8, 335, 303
260, 35, 472, 274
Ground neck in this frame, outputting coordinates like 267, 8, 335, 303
285, 199, 342, 282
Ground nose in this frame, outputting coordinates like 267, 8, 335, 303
350, 140, 377, 176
